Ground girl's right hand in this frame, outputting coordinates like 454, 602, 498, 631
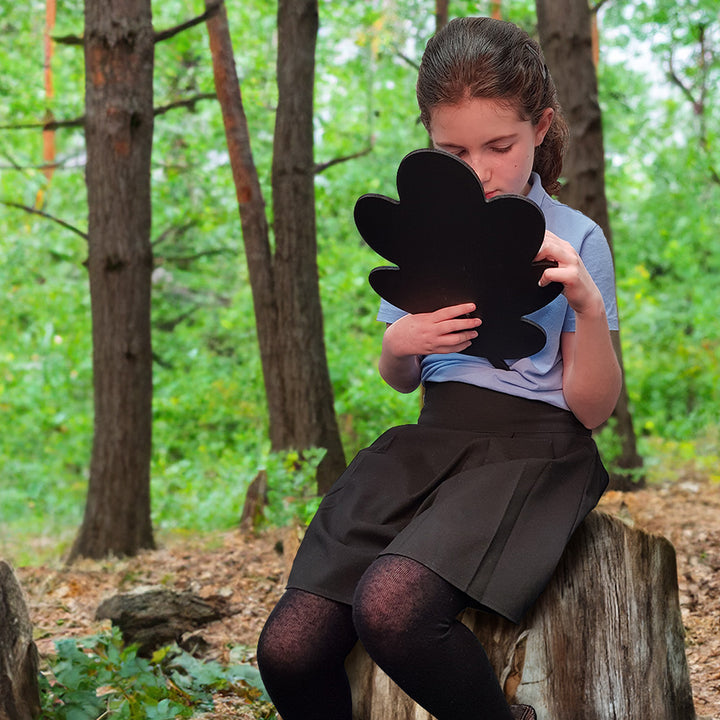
384, 303, 482, 358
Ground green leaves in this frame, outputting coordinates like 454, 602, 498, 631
39, 627, 271, 719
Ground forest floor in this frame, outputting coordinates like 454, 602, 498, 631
15, 473, 720, 720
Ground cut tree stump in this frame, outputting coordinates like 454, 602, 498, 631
345, 510, 696, 720
0, 561, 40, 720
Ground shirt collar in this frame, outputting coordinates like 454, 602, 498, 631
526, 172, 546, 207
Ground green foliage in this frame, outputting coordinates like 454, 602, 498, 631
2, 0, 720, 561
39, 627, 273, 720
598, 0, 720, 442
261, 448, 327, 527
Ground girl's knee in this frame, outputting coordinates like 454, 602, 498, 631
352, 568, 415, 652
256, 619, 296, 678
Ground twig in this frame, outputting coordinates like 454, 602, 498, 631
314, 145, 374, 174
154, 0, 223, 43
395, 49, 420, 72
1, 200, 88, 240
160, 248, 235, 264
152, 222, 197, 248
591, 0, 613, 14
1, 93, 216, 133
51, 1, 224, 47
53, 34, 83, 46
667, 52, 702, 114
0, 116, 84, 131
154, 93, 217, 116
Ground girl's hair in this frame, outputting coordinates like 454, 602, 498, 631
417, 16, 569, 195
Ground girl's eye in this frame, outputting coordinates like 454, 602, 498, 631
491, 145, 512, 154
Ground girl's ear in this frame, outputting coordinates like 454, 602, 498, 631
534, 108, 554, 146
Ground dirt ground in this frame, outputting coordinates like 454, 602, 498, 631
14, 475, 720, 719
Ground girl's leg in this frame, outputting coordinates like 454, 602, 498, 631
352, 554, 514, 720
257, 588, 357, 720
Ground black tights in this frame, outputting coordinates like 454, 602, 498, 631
257, 555, 513, 720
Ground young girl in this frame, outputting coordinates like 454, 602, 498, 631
257, 16, 621, 720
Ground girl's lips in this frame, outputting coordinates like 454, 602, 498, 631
484, 190, 499, 199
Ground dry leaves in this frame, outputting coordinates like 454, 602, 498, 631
14, 479, 720, 719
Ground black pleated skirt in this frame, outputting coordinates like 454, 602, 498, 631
286, 382, 608, 623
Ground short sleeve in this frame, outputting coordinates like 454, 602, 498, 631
562, 224, 619, 333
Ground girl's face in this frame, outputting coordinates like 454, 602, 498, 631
429, 98, 553, 198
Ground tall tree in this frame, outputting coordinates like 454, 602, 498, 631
69, 0, 155, 559
536, 0, 644, 489
206, 0, 346, 494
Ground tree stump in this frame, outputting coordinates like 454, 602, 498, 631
0, 561, 40, 720
345, 511, 696, 720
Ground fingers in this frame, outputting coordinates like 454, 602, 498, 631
431, 304, 481, 350
534, 232, 603, 313
430, 302, 479, 321
387, 303, 481, 357
535, 230, 569, 265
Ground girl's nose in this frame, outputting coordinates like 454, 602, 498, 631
467, 156, 490, 185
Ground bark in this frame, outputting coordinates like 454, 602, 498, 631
435, 0, 448, 31
270, 0, 346, 492
535, 0, 643, 489
42, 0, 56, 185
95, 587, 233, 655
70, 0, 155, 560
205, 0, 346, 495
0, 562, 40, 720
346, 511, 696, 720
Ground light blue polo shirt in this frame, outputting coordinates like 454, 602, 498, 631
376, 172, 619, 411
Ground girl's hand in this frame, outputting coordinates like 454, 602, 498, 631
535, 230, 605, 318
378, 303, 481, 393
384, 303, 481, 358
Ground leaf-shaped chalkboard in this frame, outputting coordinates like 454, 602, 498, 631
354, 149, 564, 369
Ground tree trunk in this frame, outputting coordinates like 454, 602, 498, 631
70, 0, 155, 560
346, 511, 696, 720
206, 0, 346, 495
535, 0, 643, 489
270, 0, 346, 492
435, 0, 449, 31
0, 562, 40, 720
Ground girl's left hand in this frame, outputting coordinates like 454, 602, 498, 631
535, 230, 605, 317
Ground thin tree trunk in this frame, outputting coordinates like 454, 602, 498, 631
206, 0, 346, 495
535, 0, 643, 488
204, 0, 276, 384
435, 0, 448, 31
70, 0, 155, 560
42, 0, 56, 185
271, 0, 346, 492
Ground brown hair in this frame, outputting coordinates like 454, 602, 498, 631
417, 16, 568, 195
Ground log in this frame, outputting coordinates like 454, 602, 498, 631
0, 561, 40, 720
346, 511, 696, 720
95, 587, 234, 655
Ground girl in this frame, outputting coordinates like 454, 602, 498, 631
257, 16, 621, 720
